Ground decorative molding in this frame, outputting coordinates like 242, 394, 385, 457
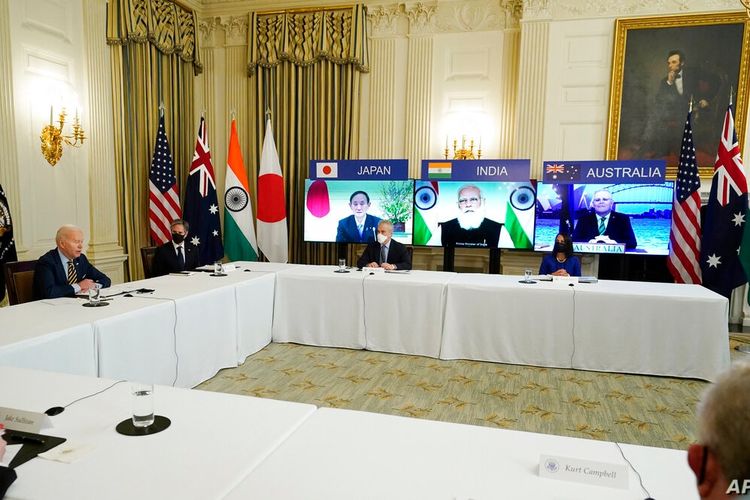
405, 2, 437, 33
198, 16, 221, 47
24, 50, 72, 83
220, 15, 248, 46
434, 0, 504, 32
404, 36, 433, 177
21, 1, 73, 44
368, 4, 403, 36
368, 38, 397, 156
500, 0, 523, 27
522, 0, 738, 21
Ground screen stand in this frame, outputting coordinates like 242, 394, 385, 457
443, 247, 455, 272
489, 248, 500, 274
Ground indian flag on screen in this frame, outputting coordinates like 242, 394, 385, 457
505, 200, 532, 249
428, 162, 452, 179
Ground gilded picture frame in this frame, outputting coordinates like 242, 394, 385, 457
606, 12, 750, 178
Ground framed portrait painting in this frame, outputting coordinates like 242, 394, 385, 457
606, 12, 750, 176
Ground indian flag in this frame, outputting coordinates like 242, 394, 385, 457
223, 119, 258, 261
428, 162, 452, 179
505, 200, 532, 249
257, 117, 288, 263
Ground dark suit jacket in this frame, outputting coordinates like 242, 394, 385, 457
572, 211, 637, 249
336, 214, 381, 243
33, 248, 111, 300
357, 239, 412, 270
0, 466, 16, 498
152, 242, 200, 276
440, 217, 502, 248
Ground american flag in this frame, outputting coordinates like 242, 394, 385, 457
148, 114, 182, 245
700, 105, 748, 298
183, 117, 224, 265
667, 111, 702, 284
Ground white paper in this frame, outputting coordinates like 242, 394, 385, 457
39, 440, 96, 464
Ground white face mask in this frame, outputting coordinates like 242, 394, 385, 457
376, 233, 388, 244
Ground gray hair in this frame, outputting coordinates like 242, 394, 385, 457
696, 362, 750, 483
377, 220, 393, 232
55, 224, 82, 244
170, 219, 190, 232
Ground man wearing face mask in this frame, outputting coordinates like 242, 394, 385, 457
357, 220, 412, 270
152, 219, 200, 276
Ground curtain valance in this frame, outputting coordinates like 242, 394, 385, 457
107, 0, 202, 75
248, 5, 369, 76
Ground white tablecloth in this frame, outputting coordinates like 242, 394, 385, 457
0, 299, 103, 376
441, 275, 729, 381
1, 366, 316, 500
442, 274, 576, 368
363, 270, 455, 357
224, 407, 697, 500
273, 266, 367, 349
570, 280, 729, 381
234, 272, 276, 362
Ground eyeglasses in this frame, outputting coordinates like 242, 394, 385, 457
458, 197, 480, 206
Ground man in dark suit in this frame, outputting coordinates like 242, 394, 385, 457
440, 184, 502, 248
336, 190, 381, 243
357, 220, 412, 270
33, 225, 111, 300
152, 219, 200, 276
572, 189, 637, 249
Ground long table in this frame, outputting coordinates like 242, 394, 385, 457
440, 275, 729, 381
223, 407, 699, 500
1, 366, 316, 500
0, 270, 276, 387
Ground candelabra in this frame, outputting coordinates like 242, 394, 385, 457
444, 135, 482, 160
40, 107, 86, 166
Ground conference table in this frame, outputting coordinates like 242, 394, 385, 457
0, 269, 276, 388
224, 407, 699, 500
1, 366, 316, 500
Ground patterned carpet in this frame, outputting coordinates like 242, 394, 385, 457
197, 339, 750, 450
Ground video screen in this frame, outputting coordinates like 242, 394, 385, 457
534, 182, 675, 255
304, 179, 414, 244
413, 180, 536, 249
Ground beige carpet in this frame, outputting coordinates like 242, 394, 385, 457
197, 340, 750, 450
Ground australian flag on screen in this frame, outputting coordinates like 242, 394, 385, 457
0, 183, 18, 302
700, 105, 748, 298
183, 117, 224, 265
544, 163, 581, 183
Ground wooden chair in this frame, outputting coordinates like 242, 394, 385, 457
3, 260, 37, 305
141, 246, 158, 279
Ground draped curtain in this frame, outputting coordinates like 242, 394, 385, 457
247, 5, 369, 264
107, 0, 201, 280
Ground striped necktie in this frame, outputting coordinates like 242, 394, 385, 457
598, 217, 606, 235
66, 260, 77, 285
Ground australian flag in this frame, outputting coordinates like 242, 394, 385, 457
700, 105, 748, 298
184, 117, 224, 265
0, 183, 18, 302
544, 162, 580, 183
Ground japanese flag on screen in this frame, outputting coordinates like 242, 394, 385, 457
316, 162, 338, 178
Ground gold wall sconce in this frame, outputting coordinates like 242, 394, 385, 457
40, 106, 86, 166
444, 135, 482, 160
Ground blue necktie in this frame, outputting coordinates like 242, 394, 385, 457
177, 246, 185, 270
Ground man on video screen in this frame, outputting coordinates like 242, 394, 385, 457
336, 190, 381, 243
440, 184, 502, 248
572, 189, 637, 249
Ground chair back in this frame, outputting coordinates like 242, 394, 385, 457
141, 246, 158, 279
3, 260, 37, 305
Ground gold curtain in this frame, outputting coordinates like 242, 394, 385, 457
107, 0, 200, 280
248, 5, 369, 264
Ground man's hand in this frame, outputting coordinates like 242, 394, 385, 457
366, 262, 379, 268
381, 263, 396, 271
667, 70, 678, 84
78, 278, 96, 292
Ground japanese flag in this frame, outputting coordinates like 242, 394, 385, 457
316, 162, 338, 178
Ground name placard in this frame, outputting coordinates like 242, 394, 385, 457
309, 159, 408, 180
573, 242, 625, 254
542, 159, 666, 184
539, 454, 628, 489
1, 407, 52, 433
420, 159, 530, 182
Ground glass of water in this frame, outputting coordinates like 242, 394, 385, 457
88, 286, 100, 305
131, 383, 154, 428
524, 269, 532, 282
338, 258, 346, 271
213, 261, 221, 274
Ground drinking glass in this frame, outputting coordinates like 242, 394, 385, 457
131, 383, 154, 428
524, 269, 532, 282
338, 258, 346, 271
88, 286, 100, 305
